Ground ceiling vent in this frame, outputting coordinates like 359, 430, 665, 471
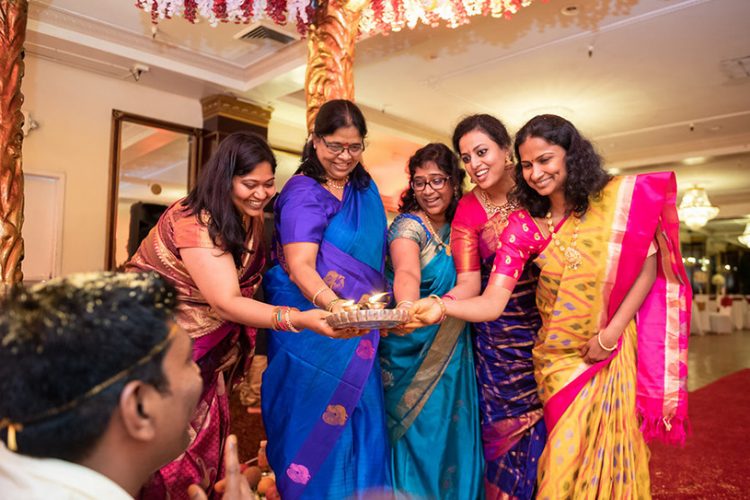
720, 55, 750, 80
234, 21, 299, 45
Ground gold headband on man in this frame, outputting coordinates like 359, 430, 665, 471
0, 333, 172, 452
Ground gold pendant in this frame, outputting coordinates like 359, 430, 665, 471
564, 247, 582, 270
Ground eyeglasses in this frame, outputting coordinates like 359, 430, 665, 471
319, 137, 365, 155
410, 177, 450, 191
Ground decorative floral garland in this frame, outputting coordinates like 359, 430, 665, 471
360, 0, 537, 34
134, 0, 315, 35
134, 0, 539, 36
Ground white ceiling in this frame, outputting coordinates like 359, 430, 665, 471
24, 0, 750, 244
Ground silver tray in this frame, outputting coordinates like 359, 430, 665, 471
326, 308, 409, 329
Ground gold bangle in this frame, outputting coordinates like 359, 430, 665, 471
283, 307, 301, 333
396, 300, 414, 309
428, 294, 447, 323
597, 332, 617, 352
326, 298, 344, 312
311, 285, 329, 308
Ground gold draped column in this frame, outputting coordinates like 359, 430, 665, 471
305, 0, 366, 132
0, 0, 28, 287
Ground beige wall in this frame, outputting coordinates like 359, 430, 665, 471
21, 56, 203, 275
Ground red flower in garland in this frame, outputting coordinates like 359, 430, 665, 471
185, 0, 198, 23
266, 0, 288, 26
213, 0, 228, 21
241, 0, 254, 20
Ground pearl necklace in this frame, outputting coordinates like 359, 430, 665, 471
325, 176, 348, 191
478, 189, 517, 222
421, 212, 450, 255
546, 211, 582, 270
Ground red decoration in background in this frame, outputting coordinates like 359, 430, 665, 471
135, 0, 539, 37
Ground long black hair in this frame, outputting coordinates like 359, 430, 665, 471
183, 131, 276, 267
296, 99, 372, 190
451, 113, 512, 156
399, 143, 465, 223
512, 114, 611, 217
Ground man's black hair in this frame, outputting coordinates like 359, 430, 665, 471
0, 272, 177, 462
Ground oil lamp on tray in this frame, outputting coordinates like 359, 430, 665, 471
325, 292, 410, 329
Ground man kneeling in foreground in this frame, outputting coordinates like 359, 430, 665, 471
0, 272, 203, 499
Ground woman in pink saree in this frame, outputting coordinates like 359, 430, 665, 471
126, 132, 337, 499
411, 115, 690, 499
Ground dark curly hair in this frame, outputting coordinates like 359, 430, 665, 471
0, 272, 175, 462
451, 114, 512, 156
399, 143, 465, 222
296, 99, 372, 190
183, 131, 276, 267
512, 114, 611, 217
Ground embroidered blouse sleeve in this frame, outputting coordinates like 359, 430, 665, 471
451, 199, 481, 273
491, 210, 544, 290
388, 215, 427, 248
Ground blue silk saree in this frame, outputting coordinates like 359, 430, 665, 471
262, 174, 392, 499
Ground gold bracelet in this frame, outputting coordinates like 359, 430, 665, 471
326, 298, 345, 312
396, 300, 414, 309
311, 285, 330, 308
283, 307, 301, 333
428, 294, 447, 323
597, 332, 617, 352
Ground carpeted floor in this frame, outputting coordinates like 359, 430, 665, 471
650, 369, 750, 499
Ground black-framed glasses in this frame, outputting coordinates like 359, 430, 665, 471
410, 176, 450, 191
319, 136, 365, 155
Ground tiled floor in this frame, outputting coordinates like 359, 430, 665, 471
687, 329, 750, 391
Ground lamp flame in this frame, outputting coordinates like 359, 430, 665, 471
340, 300, 358, 312
366, 292, 390, 309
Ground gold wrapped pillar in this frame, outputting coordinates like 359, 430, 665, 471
0, 0, 28, 287
305, 0, 366, 132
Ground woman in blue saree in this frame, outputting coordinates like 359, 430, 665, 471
261, 99, 391, 499
381, 143, 483, 499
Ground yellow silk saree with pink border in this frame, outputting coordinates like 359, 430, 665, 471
492, 173, 690, 499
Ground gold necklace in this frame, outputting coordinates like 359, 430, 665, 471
420, 212, 450, 255
325, 176, 348, 190
546, 211, 582, 270
478, 189, 517, 222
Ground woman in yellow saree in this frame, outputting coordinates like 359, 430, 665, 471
410, 114, 690, 499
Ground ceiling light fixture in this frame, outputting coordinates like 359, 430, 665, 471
678, 185, 719, 230
738, 223, 750, 248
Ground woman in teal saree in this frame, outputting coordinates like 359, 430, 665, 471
381, 143, 483, 499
